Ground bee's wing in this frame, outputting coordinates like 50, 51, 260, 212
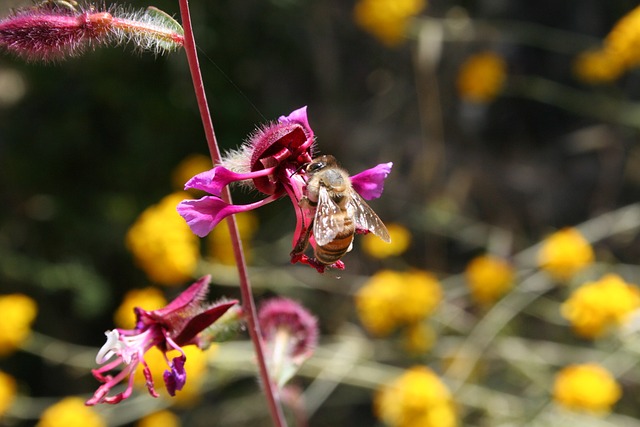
348, 192, 391, 242
313, 187, 344, 246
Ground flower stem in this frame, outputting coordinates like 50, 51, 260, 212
176, 1, 287, 426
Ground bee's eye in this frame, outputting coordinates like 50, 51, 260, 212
307, 161, 325, 172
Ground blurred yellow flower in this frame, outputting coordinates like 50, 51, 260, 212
207, 211, 258, 265
37, 397, 105, 427
0, 294, 37, 356
456, 51, 507, 103
137, 410, 181, 427
114, 287, 168, 329
561, 274, 640, 339
356, 270, 442, 336
402, 322, 435, 355
376, 366, 457, 427
605, 5, 640, 71
135, 345, 214, 406
573, 49, 624, 84
0, 371, 16, 416
537, 228, 594, 281
172, 154, 212, 192
126, 192, 200, 286
362, 223, 411, 259
354, 0, 426, 46
553, 363, 621, 413
464, 255, 515, 306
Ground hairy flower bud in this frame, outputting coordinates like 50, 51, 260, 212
0, 2, 183, 61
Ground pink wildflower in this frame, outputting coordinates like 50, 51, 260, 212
86, 276, 237, 405
176, 106, 392, 271
258, 298, 318, 388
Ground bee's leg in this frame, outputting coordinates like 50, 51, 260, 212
291, 218, 314, 256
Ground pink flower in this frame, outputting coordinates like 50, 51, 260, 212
176, 106, 392, 271
258, 298, 318, 388
86, 276, 238, 405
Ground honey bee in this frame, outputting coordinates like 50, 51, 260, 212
292, 155, 390, 265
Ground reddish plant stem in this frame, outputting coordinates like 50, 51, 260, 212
176, 1, 287, 426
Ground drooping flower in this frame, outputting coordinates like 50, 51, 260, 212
176, 106, 393, 272
258, 298, 319, 388
0, 2, 184, 61
456, 51, 507, 103
38, 397, 105, 427
0, 293, 37, 356
354, 0, 426, 46
356, 270, 442, 336
553, 363, 621, 413
561, 274, 640, 339
464, 254, 515, 306
537, 228, 594, 282
375, 366, 457, 427
126, 192, 199, 286
86, 276, 238, 405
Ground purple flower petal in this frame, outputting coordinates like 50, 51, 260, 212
177, 194, 280, 238
184, 166, 277, 196
351, 162, 393, 200
163, 355, 186, 396
278, 106, 314, 139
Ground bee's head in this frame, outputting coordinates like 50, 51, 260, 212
306, 155, 337, 174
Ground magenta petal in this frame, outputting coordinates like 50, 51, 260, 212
153, 275, 211, 316
184, 167, 274, 197
163, 355, 186, 396
350, 162, 393, 200
278, 106, 314, 139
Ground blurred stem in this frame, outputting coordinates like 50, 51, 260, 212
506, 75, 640, 130
176, 2, 287, 426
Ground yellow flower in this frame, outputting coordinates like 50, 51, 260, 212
356, 270, 442, 336
604, 5, 640, 70
126, 192, 200, 286
537, 228, 594, 281
553, 363, 621, 413
207, 211, 258, 265
402, 322, 435, 355
0, 371, 16, 416
134, 345, 214, 406
171, 154, 212, 192
464, 255, 515, 306
362, 223, 411, 259
354, 0, 426, 46
114, 287, 168, 329
37, 397, 105, 427
561, 274, 640, 339
573, 49, 624, 84
376, 366, 457, 427
456, 51, 507, 103
0, 294, 37, 356
137, 410, 181, 427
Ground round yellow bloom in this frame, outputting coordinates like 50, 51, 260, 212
114, 287, 168, 329
402, 322, 435, 355
356, 270, 442, 336
561, 274, 640, 339
126, 192, 199, 286
573, 49, 624, 84
537, 228, 594, 281
605, 5, 640, 70
376, 366, 457, 427
137, 410, 181, 427
37, 397, 105, 427
362, 223, 411, 259
0, 294, 37, 356
135, 345, 214, 406
456, 51, 507, 103
171, 154, 212, 192
0, 371, 16, 416
465, 255, 515, 305
553, 363, 621, 413
354, 0, 426, 46
207, 211, 258, 265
